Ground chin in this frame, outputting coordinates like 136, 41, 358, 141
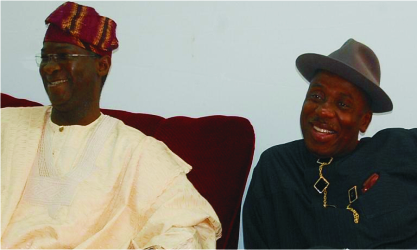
304, 141, 334, 158
50, 100, 72, 112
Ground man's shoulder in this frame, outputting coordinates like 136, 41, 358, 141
110, 116, 173, 148
261, 139, 305, 160
373, 127, 416, 138
108, 116, 154, 147
248, 139, 307, 200
368, 127, 417, 147
254, 139, 306, 178
110, 116, 191, 172
1, 105, 48, 114
1, 106, 49, 123
359, 127, 417, 172
111, 116, 146, 137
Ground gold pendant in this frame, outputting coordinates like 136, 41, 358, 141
347, 204, 360, 223
347, 186, 360, 223
314, 176, 329, 194
314, 157, 333, 194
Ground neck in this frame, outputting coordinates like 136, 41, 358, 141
51, 106, 101, 126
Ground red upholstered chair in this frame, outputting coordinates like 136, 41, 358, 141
1, 93, 255, 249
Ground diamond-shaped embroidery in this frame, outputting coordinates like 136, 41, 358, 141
348, 186, 358, 203
314, 176, 329, 194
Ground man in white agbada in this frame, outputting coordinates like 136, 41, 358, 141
1, 2, 221, 248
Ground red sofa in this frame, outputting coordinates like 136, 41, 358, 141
1, 93, 255, 249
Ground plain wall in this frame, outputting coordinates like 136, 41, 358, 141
1, 1, 416, 248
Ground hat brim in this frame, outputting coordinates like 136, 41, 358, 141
296, 53, 393, 113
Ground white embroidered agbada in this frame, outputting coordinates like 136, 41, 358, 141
1, 106, 221, 249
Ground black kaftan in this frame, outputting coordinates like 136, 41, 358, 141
243, 128, 417, 249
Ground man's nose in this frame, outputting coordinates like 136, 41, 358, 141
315, 102, 335, 118
41, 60, 61, 75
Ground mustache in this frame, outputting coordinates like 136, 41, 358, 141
308, 116, 336, 130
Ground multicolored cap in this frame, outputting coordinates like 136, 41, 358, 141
44, 1, 119, 56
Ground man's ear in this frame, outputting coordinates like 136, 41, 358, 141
359, 111, 373, 133
96, 55, 111, 76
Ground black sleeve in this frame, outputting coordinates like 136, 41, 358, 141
242, 164, 269, 249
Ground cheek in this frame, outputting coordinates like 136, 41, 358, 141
301, 101, 317, 117
338, 114, 358, 128
300, 103, 308, 121
72, 63, 97, 83
39, 68, 47, 81
39, 71, 49, 90
300, 102, 314, 132
70, 68, 89, 87
69, 64, 81, 79
337, 115, 362, 140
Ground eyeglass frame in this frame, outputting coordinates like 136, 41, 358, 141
35, 53, 101, 67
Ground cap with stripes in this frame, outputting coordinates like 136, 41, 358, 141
44, 1, 119, 56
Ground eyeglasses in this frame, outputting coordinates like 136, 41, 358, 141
35, 53, 100, 67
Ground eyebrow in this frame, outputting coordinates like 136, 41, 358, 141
339, 92, 354, 100
308, 82, 324, 89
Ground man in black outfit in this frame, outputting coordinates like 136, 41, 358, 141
243, 39, 416, 249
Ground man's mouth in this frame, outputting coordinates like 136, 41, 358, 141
49, 80, 67, 86
309, 124, 337, 143
313, 125, 335, 134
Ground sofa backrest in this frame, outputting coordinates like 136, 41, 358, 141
1, 93, 255, 249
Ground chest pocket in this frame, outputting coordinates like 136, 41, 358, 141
356, 172, 412, 219
354, 172, 416, 248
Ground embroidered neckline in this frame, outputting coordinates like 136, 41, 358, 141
41, 110, 112, 179
22, 107, 118, 218
47, 113, 104, 133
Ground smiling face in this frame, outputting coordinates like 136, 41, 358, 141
39, 42, 103, 113
300, 70, 373, 158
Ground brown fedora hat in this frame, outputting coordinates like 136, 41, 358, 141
296, 38, 393, 113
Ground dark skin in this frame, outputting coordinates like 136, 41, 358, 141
300, 70, 373, 158
39, 42, 111, 126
